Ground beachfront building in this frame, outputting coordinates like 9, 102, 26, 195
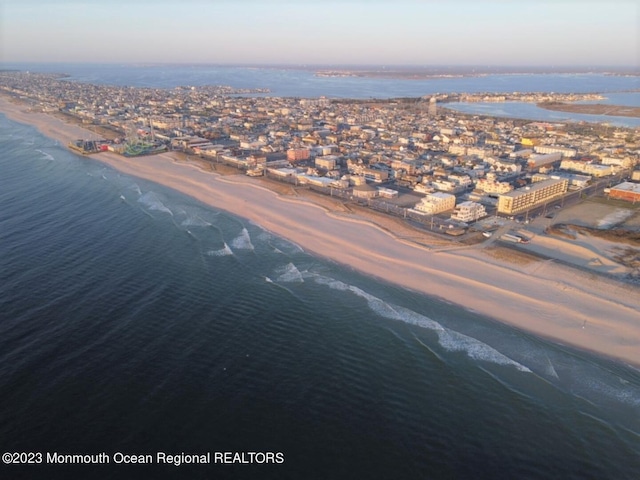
352, 183, 379, 199
497, 178, 568, 215
608, 182, 640, 203
413, 192, 456, 215
450, 201, 487, 223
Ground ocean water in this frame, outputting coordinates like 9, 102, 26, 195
2, 62, 640, 478
1, 112, 640, 479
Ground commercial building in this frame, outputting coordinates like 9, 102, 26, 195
608, 182, 640, 203
497, 178, 568, 215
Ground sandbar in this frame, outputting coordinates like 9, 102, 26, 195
2, 95, 639, 367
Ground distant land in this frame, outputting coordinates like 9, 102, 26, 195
2, 63, 637, 79
538, 102, 640, 118
310, 65, 640, 80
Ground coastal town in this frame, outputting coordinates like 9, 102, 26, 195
1, 70, 639, 255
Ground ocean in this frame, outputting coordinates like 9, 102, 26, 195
1, 66, 640, 479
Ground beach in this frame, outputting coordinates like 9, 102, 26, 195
2, 95, 640, 367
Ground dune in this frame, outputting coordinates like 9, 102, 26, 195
2, 94, 640, 367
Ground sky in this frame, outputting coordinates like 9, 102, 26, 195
0, 0, 638, 67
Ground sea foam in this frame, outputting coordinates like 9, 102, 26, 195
138, 192, 173, 216
275, 263, 304, 283
312, 275, 531, 372
230, 228, 254, 251
205, 243, 233, 257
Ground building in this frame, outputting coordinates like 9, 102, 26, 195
363, 168, 389, 183
451, 201, 487, 223
534, 145, 577, 158
352, 183, 379, 199
377, 187, 399, 198
632, 170, 640, 182
497, 178, 568, 215
527, 152, 562, 170
475, 172, 513, 194
287, 148, 310, 163
315, 156, 337, 170
608, 182, 640, 203
560, 159, 616, 177
534, 172, 590, 189
413, 192, 456, 215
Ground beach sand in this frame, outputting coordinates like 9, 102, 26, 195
2, 95, 640, 367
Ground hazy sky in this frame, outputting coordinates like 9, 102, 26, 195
1, 0, 638, 66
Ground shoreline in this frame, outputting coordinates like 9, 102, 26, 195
2, 95, 640, 368
537, 102, 640, 118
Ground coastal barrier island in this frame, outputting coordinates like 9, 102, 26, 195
1, 70, 639, 367
538, 101, 640, 118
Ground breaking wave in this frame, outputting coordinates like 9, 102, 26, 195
181, 215, 212, 227
138, 191, 173, 216
35, 149, 54, 161
275, 263, 304, 283
205, 243, 233, 257
230, 228, 254, 251
312, 275, 531, 372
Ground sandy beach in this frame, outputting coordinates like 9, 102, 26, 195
2, 95, 640, 367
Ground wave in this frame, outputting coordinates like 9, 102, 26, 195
138, 191, 173, 216
275, 263, 304, 283
130, 183, 142, 196
205, 243, 233, 257
311, 275, 531, 372
35, 149, 54, 161
180, 215, 212, 227
230, 228, 254, 251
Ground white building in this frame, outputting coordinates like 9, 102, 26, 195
475, 172, 513, 194
413, 192, 456, 215
451, 201, 487, 223
560, 159, 617, 177
534, 145, 577, 158
527, 152, 562, 170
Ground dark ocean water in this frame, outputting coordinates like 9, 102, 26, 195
1, 68, 640, 479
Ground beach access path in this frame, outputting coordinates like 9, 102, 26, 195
2, 95, 639, 367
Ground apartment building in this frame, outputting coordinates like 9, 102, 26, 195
451, 201, 487, 223
497, 178, 568, 215
413, 192, 456, 215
